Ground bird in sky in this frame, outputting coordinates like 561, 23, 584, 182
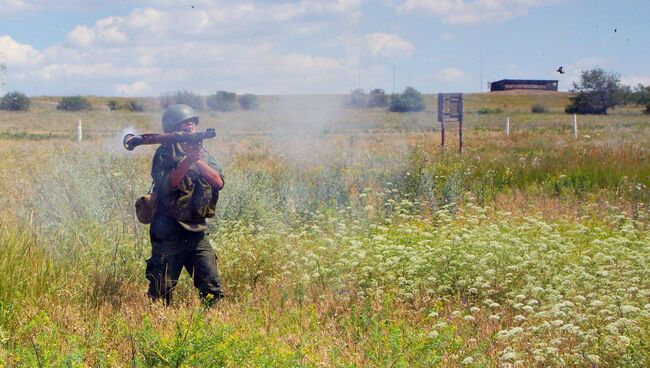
556, 66, 565, 74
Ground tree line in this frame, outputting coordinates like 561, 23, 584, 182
347, 87, 426, 112
160, 90, 259, 112
345, 68, 650, 115
0, 91, 260, 112
2, 67, 649, 115
566, 67, 650, 115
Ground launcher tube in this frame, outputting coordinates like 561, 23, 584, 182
123, 128, 216, 150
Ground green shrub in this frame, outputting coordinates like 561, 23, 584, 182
531, 104, 548, 113
0, 91, 30, 111
368, 88, 388, 107
238, 93, 259, 110
127, 100, 145, 112
207, 91, 237, 112
565, 92, 604, 114
567, 67, 621, 115
107, 100, 118, 111
160, 91, 204, 110
107, 99, 144, 112
477, 107, 503, 114
389, 87, 425, 112
57, 96, 91, 111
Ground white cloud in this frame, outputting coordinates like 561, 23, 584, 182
396, 0, 557, 24
30, 63, 114, 80
0, 36, 41, 65
281, 53, 341, 72
621, 75, 650, 87
67, 26, 95, 47
62, 1, 361, 47
67, 16, 131, 47
267, 0, 362, 21
440, 67, 466, 82
0, 0, 38, 18
0, 1, 136, 18
115, 80, 151, 95
2, 1, 368, 95
124, 7, 166, 33
330, 0, 363, 12
365, 33, 415, 58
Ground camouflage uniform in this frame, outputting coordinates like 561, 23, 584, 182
146, 142, 225, 305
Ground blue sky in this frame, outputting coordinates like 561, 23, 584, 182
1, 0, 648, 96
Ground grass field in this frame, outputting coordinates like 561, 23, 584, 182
0, 93, 649, 367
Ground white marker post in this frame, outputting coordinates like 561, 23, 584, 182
506, 116, 510, 136
572, 114, 578, 139
77, 119, 82, 142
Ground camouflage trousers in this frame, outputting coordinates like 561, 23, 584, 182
146, 214, 224, 305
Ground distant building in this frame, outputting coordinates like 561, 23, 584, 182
489, 79, 558, 92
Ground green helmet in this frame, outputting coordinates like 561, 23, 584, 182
162, 104, 199, 132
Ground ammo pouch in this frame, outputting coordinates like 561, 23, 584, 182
154, 144, 220, 224
165, 170, 217, 223
135, 183, 157, 224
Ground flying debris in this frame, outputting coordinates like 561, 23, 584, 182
556, 66, 565, 74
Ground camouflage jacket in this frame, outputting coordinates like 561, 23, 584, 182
151, 143, 224, 227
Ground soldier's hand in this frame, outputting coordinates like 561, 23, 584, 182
184, 144, 202, 162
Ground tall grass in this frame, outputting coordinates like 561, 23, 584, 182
0, 223, 62, 320
0, 93, 649, 366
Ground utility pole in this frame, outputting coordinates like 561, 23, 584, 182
480, 58, 483, 92
392, 66, 395, 94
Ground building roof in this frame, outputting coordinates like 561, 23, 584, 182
492, 79, 558, 84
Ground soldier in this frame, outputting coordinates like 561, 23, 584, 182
146, 104, 225, 306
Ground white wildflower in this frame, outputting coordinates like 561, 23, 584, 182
522, 306, 534, 313
620, 305, 640, 315
551, 320, 564, 327
585, 354, 600, 364
617, 335, 631, 346
606, 324, 619, 335
499, 348, 516, 362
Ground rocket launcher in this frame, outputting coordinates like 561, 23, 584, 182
123, 128, 216, 151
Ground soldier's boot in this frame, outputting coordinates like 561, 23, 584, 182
199, 290, 225, 308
